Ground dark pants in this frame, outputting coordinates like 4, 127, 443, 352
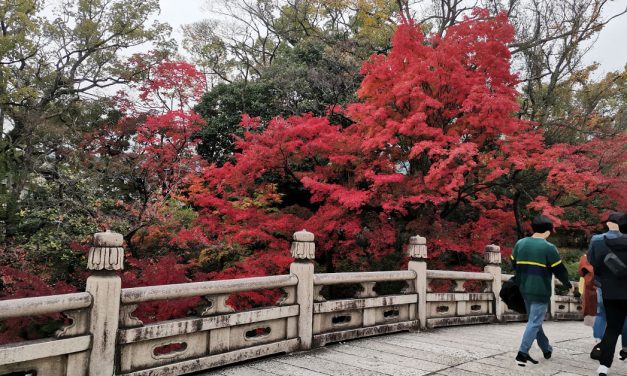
600, 299, 627, 367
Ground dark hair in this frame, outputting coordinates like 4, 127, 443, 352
617, 213, 627, 234
531, 215, 553, 234
608, 212, 625, 225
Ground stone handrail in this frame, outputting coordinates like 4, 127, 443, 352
0, 292, 93, 372
502, 273, 514, 281
0, 231, 582, 376
426, 270, 494, 280
121, 274, 298, 303
556, 278, 579, 288
0, 292, 92, 320
311, 270, 419, 347
313, 270, 416, 285
500, 274, 582, 322
425, 263, 498, 328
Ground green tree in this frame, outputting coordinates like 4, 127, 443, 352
194, 38, 361, 165
187, 0, 401, 164
0, 0, 170, 240
183, 0, 399, 83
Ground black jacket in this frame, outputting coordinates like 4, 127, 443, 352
589, 235, 627, 300
500, 277, 526, 314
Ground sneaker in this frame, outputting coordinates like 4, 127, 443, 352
597, 365, 609, 376
516, 351, 539, 367
591, 343, 602, 360
620, 349, 626, 361
543, 350, 552, 359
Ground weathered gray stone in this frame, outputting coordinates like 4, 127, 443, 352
408, 235, 427, 259
0, 233, 587, 376
291, 229, 315, 260
87, 230, 124, 271
483, 244, 501, 265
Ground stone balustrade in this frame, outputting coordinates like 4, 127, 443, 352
553, 278, 583, 320
0, 231, 582, 376
311, 270, 418, 347
0, 293, 93, 375
425, 269, 496, 328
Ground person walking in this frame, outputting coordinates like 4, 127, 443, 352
579, 254, 598, 326
589, 213, 625, 355
512, 215, 572, 366
589, 213, 627, 376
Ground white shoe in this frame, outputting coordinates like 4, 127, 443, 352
597, 365, 609, 376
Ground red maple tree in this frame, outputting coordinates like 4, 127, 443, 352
3, 12, 624, 337
183, 10, 625, 286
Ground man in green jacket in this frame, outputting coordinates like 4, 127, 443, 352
512, 215, 572, 366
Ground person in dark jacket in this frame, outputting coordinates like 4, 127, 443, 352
589, 213, 624, 347
586, 213, 627, 360
590, 213, 627, 376
512, 215, 572, 367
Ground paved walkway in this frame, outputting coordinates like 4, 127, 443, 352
196, 322, 627, 376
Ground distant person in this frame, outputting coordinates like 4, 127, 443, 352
589, 213, 627, 376
579, 253, 597, 325
512, 215, 572, 367
587, 212, 626, 358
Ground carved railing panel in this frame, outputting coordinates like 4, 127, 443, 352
425, 270, 496, 328
311, 271, 418, 347
119, 331, 207, 373
0, 231, 586, 376
115, 275, 299, 375
553, 279, 583, 320
0, 293, 92, 376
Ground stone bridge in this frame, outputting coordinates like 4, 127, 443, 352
198, 321, 625, 376
0, 230, 599, 376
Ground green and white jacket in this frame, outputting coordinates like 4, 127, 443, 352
511, 237, 572, 303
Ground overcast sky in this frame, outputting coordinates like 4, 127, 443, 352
158, 0, 627, 77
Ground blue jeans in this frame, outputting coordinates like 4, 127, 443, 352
519, 299, 552, 354
593, 288, 627, 348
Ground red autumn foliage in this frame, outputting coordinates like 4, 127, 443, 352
137, 60, 206, 112
82, 60, 207, 241
120, 59, 207, 195
3, 11, 625, 343
0, 266, 76, 344
76, 60, 212, 321
121, 254, 205, 322
182, 10, 625, 292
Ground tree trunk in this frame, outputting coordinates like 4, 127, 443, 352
513, 191, 524, 239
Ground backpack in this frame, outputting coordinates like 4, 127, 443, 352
603, 237, 627, 278
499, 277, 527, 314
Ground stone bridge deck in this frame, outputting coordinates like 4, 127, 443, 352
198, 322, 627, 376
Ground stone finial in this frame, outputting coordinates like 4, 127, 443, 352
87, 230, 124, 271
484, 244, 501, 265
408, 235, 428, 259
290, 229, 315, 260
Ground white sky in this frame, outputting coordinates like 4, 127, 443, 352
579, 0, 627, 76
157, 0, 627, 77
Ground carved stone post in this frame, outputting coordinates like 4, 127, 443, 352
407, 235, 428, 329
85, 230, 124, 375
289, 229, 315, 350
484, 244, 503, 321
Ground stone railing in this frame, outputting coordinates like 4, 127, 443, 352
499, 274, 582, 323
311, 270, 419, 347
0, 231, 582, 376
0, 293, 92, 375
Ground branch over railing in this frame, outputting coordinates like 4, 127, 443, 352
0, 230, 582, 376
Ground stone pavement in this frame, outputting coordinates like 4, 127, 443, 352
195, 321, 627, 376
